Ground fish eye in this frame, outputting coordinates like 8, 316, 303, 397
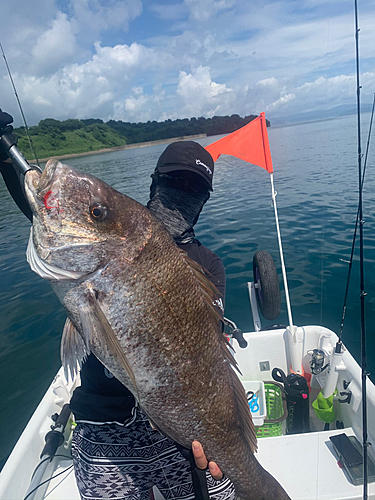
90, 204, 107, 222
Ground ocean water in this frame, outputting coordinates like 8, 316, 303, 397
1, 114, 375, 469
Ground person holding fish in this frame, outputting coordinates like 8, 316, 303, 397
1, 109, 291, 500
67, 141, 235, 500
0, 123, 233, 500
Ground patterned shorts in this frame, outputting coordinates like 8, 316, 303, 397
71, 411, 235, 500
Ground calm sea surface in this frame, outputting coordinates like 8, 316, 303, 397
1, 114, 375, 469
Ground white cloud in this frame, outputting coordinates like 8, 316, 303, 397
151, 3, 187, 21
32, 13, 77, 75
1, 37, 173, 123
264, 72, 375, 116
295, 72, 375, 108
85, 42, 156, 76
70, 0, 143, 32
266, 93, 296, 112
1, 0, 374, 127
176, 66, 234, 118
184, 0, 235, 21
257, 78, 279, 88
208, 9, 375, 92
113, 86, 166, 122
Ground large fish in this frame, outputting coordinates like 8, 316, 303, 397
24, 159, 290, 500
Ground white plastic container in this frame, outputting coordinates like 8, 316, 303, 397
242, 380, 266, 426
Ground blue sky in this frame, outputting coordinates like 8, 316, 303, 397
1, 0, 374, 127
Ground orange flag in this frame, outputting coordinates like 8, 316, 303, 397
205, 112, 273, 174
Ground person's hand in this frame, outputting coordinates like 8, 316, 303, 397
192, 440, 223, 480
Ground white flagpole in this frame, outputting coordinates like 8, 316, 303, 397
269, 172, 302, 373
270, 173, 293, 328
206, 113, 302, 372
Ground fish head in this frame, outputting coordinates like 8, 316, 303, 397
25, 159, 153, 280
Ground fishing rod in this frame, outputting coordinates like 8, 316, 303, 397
338, 93, 375, 341
0, 42, 40, 167
333, 4, 373, 497
354, 1, 369, 498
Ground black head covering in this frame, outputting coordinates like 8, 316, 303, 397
147, 141, 214, 244
156, 141, 214, 190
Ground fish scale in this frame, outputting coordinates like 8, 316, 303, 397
25, 159, 290, 500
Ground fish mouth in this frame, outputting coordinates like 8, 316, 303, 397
26, 227, 90, 281
24, 160, 108, 280
25, 159, 63, 206
38, 158, 60, 190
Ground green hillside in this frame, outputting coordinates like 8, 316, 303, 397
15, 119, 127, 160
13, 114, 268, 161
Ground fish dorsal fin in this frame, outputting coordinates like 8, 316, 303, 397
180, 249, 258, 453
83, 290, 139, 399
61, 317, 90, 381
229, 362, 258, 453
218, 327, 258, 453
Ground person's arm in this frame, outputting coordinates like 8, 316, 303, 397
205, 252, 225, 306
0, 109, 38, 221
0, 159, 33, 221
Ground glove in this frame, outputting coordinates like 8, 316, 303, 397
0, 109, 14, 129
0, 109, 17, 162
0, 155, 33, 222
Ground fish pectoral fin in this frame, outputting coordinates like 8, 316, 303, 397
61, 317, 90, 381
85, 290, 139, 398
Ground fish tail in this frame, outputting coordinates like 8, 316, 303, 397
235, 487, 291, 500
235, 467, 291, 500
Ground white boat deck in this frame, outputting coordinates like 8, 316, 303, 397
2, 327, 375, 500
257, 427, 374, 500
38, 459, 78, 500
36, 427, 373, 500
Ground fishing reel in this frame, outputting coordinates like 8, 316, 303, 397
308, 348, 329, 375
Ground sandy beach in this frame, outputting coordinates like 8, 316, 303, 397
32, 134, 207, 164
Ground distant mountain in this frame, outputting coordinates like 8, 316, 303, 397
269, 103, 374, 126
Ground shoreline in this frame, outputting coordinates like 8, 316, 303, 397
31, 133, 207, 164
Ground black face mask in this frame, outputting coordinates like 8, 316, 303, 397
147, 172, 210, 244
